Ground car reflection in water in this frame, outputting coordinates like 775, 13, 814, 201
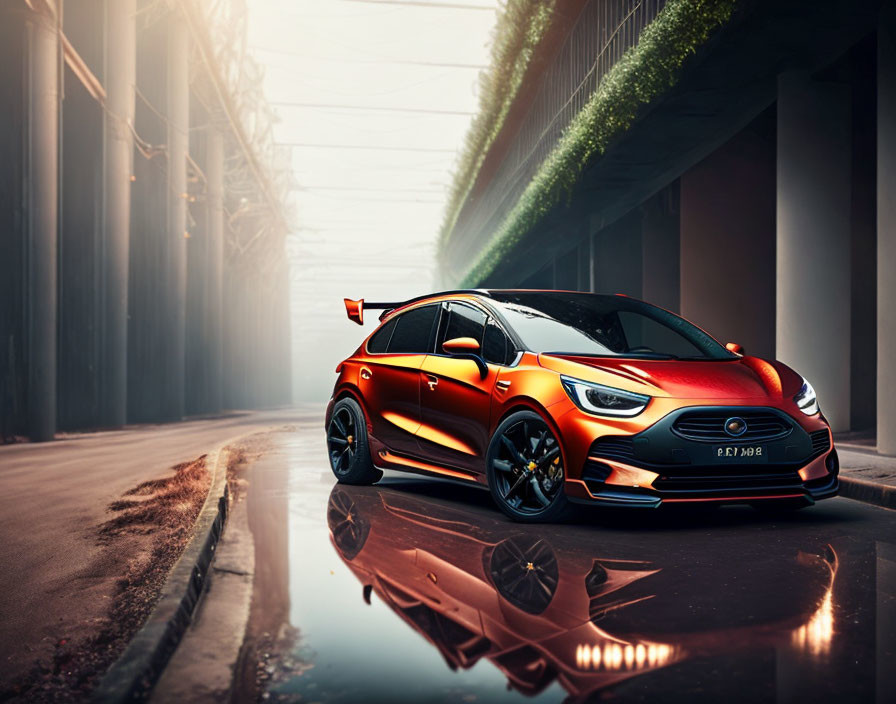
327, 484, 838, 701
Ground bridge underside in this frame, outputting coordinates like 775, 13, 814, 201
446, 0, 895, 450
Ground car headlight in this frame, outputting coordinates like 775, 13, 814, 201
561, 376, 650, 417
794, 377, 819, 415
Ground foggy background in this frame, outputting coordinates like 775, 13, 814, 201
245, 0, 500, 403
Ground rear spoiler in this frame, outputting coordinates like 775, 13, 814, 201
344, 290, 490, 325
343, 298, 402, 325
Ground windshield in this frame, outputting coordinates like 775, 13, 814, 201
488, 292, 735, 360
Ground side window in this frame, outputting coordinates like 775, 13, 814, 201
387, 305, 439, 354
482, 320, 512, 366
366, 317, 397, 354
439, 303, 486, 352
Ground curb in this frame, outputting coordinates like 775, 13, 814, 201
92, 445, 231, 703
839, 475, 896, 511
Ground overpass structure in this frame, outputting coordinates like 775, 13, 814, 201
439, 0, 896, 452
0, 0, 293, 441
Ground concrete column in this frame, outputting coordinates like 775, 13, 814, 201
641, 183, 680, 313
776, 72, 852, 432
680, 125, 775, 357
26, 14, 59, 441
592, 210, 642, 297
588, 230, 596, 292
206, 129, 224, 412
165, 13, 189, 420
879, 7, 896, 454
100, 0, 136, 427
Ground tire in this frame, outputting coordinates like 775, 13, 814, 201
486, 410, 574, 523
326, 397, 382, 485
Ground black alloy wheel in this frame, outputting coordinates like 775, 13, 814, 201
488, 535, 559, 614
326, 397, 381, 485
486, 410, 574, 523
327, 488, 370, 560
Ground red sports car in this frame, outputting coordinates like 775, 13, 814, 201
325, 290, 838, 522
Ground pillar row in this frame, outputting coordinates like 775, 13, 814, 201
206, 129, 225, 413
26, 13, 59, 441
165, 12, 189, 420
101, 0, 136, 427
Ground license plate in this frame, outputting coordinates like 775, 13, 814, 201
713, 445, 768, 463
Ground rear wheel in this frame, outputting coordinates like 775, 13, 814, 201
486, 410, 574, 523
326, 397, 381, 485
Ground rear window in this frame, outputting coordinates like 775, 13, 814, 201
366, 318, 396, 353
387, 305, 439, 354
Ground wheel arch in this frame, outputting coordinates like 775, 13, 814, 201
332, 383, 371, 428
491, 396, 569, 466
494, 396, 563, 437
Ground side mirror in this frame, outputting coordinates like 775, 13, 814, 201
442, 337, 480, 354
442, 337, 488, 379
726, 342, 744, 355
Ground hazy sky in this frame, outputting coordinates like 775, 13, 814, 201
246, 0, 499, 401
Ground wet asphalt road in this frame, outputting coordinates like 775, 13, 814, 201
242, 420, 896, 704
0, 408, 304, 689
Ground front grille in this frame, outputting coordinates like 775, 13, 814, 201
589, 436, 635, 463
810, 429, 831, 454
672, 410, 792, 443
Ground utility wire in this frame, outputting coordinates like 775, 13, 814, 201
340, 0, 495, 9
281, 143, 456, 153
270, 101, 473, 116
296, 186, 444, 193
253, 47, 486, 70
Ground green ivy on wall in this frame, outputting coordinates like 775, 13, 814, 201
444, 0, 738, 287
437, 0, 557, 253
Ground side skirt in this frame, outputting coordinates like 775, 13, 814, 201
376, 449, 485, 485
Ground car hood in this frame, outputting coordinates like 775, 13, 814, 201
538, 353, 803, 401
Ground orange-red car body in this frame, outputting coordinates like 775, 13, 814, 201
326, 290, 838, 510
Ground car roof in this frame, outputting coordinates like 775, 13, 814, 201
379, 289, 630, 320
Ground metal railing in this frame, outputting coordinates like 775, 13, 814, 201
448, 0, 667, 273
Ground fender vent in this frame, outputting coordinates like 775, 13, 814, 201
810, 429, 831, 455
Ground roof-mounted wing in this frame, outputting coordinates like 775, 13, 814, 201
343, 298, 402, 325
343, 290, 491, 325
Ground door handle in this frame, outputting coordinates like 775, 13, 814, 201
425, 374, 438, 391
360, 367, 372, 380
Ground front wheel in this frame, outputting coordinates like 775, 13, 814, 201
486, 410, 574, 523
326, 397, 381, 485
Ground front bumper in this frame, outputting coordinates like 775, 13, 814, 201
563, 406, 839, 508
